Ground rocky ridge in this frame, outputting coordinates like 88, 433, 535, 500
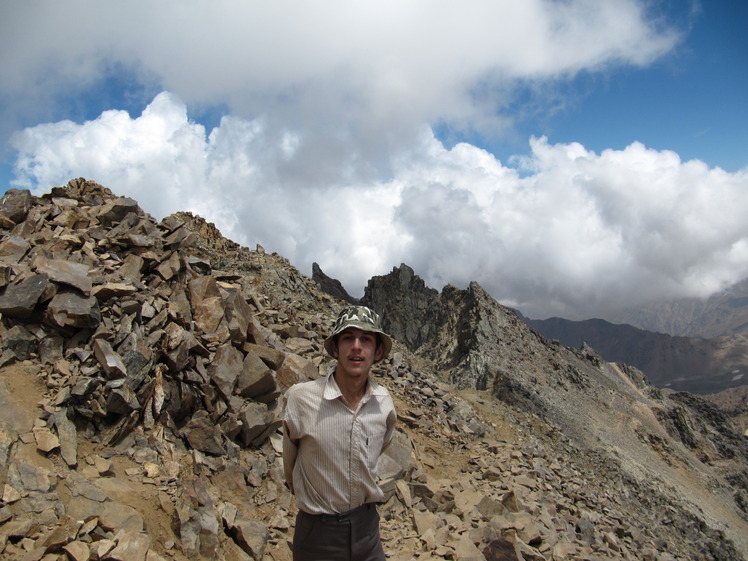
362, 263, 748, 557
0, 179, 745, 561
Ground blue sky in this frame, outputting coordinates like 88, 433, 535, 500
468, 0, 747, 173
1, 0, 747, 323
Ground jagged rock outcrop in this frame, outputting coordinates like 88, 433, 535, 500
311, 262, 357, 304
1, 181, 747, 561
0, 181, 293, 456
363, 263, 441, 352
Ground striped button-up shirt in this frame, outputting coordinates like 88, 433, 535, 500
282, 366, 397, 515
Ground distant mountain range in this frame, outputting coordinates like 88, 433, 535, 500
522, 315, 748, 394
521, 277, 748, 394
607, 277, 748, 338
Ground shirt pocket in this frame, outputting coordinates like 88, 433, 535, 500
363, 423, 386, 470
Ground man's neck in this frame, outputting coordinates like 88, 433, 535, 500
333, 367, 368, 409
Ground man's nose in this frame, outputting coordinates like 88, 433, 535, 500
351, 336, 364, 348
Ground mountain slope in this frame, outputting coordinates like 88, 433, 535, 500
362, 263, 748, 557
1, 181, 747, 561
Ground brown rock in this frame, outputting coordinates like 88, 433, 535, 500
209, 343, 243, 399
0, 188, 34, 223
231, 517, 269, 560
96, 196, 142, 226
52, 409, 78, 468
194, 296, 228, 337
0, 324, 38, 363
222, 284, 255, 344
236, 351, 277, 399
93, 339, 128, 379
483, 537, 522, 561
453, 534, 486, 561
155, 251, 183, 281
275, 352, 315, 390
106, 529, 151, 561
33, 256, 92, 294
46, 289, 101, 328
62, 540, 90, 561
242, 343, 286, 369
42, 515, 82, 550
92, 282, 138, 301
0, 234, 31, 263
1, 517, 40, 539
0, 273, 49, 319
238, 402, 280, 447
33, 427, 59, 453
184, 410, 226, 455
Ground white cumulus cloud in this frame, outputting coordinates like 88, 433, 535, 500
11, 93, 748, 320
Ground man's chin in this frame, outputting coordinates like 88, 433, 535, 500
343, 362, 369, 374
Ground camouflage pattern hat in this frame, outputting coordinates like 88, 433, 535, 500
324, 306, 392, 362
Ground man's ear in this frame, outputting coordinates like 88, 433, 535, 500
330, 339, 339, 359
373, 343, 384, 362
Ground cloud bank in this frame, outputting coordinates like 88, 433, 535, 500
7, 0, 747, 321
1, 1, 678, 164
11, 92, 748, 320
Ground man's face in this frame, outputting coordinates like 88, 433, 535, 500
332, 327, 383, 379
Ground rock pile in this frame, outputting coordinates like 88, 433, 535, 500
0, 179, 746, 561
0, 180, 298, 454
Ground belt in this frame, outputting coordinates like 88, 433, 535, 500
299, 503, 377, 523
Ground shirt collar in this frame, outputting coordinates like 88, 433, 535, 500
323, 364, 388, 402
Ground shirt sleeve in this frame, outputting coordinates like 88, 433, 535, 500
282, 420, 298, 493
381, 398, 397, 453
281, 392, 300, 493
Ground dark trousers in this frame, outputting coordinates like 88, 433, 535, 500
293, 503, 386, 561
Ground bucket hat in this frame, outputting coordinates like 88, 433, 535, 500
324, 306, 392, 362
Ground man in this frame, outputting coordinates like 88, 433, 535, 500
282, 306, 397, 561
